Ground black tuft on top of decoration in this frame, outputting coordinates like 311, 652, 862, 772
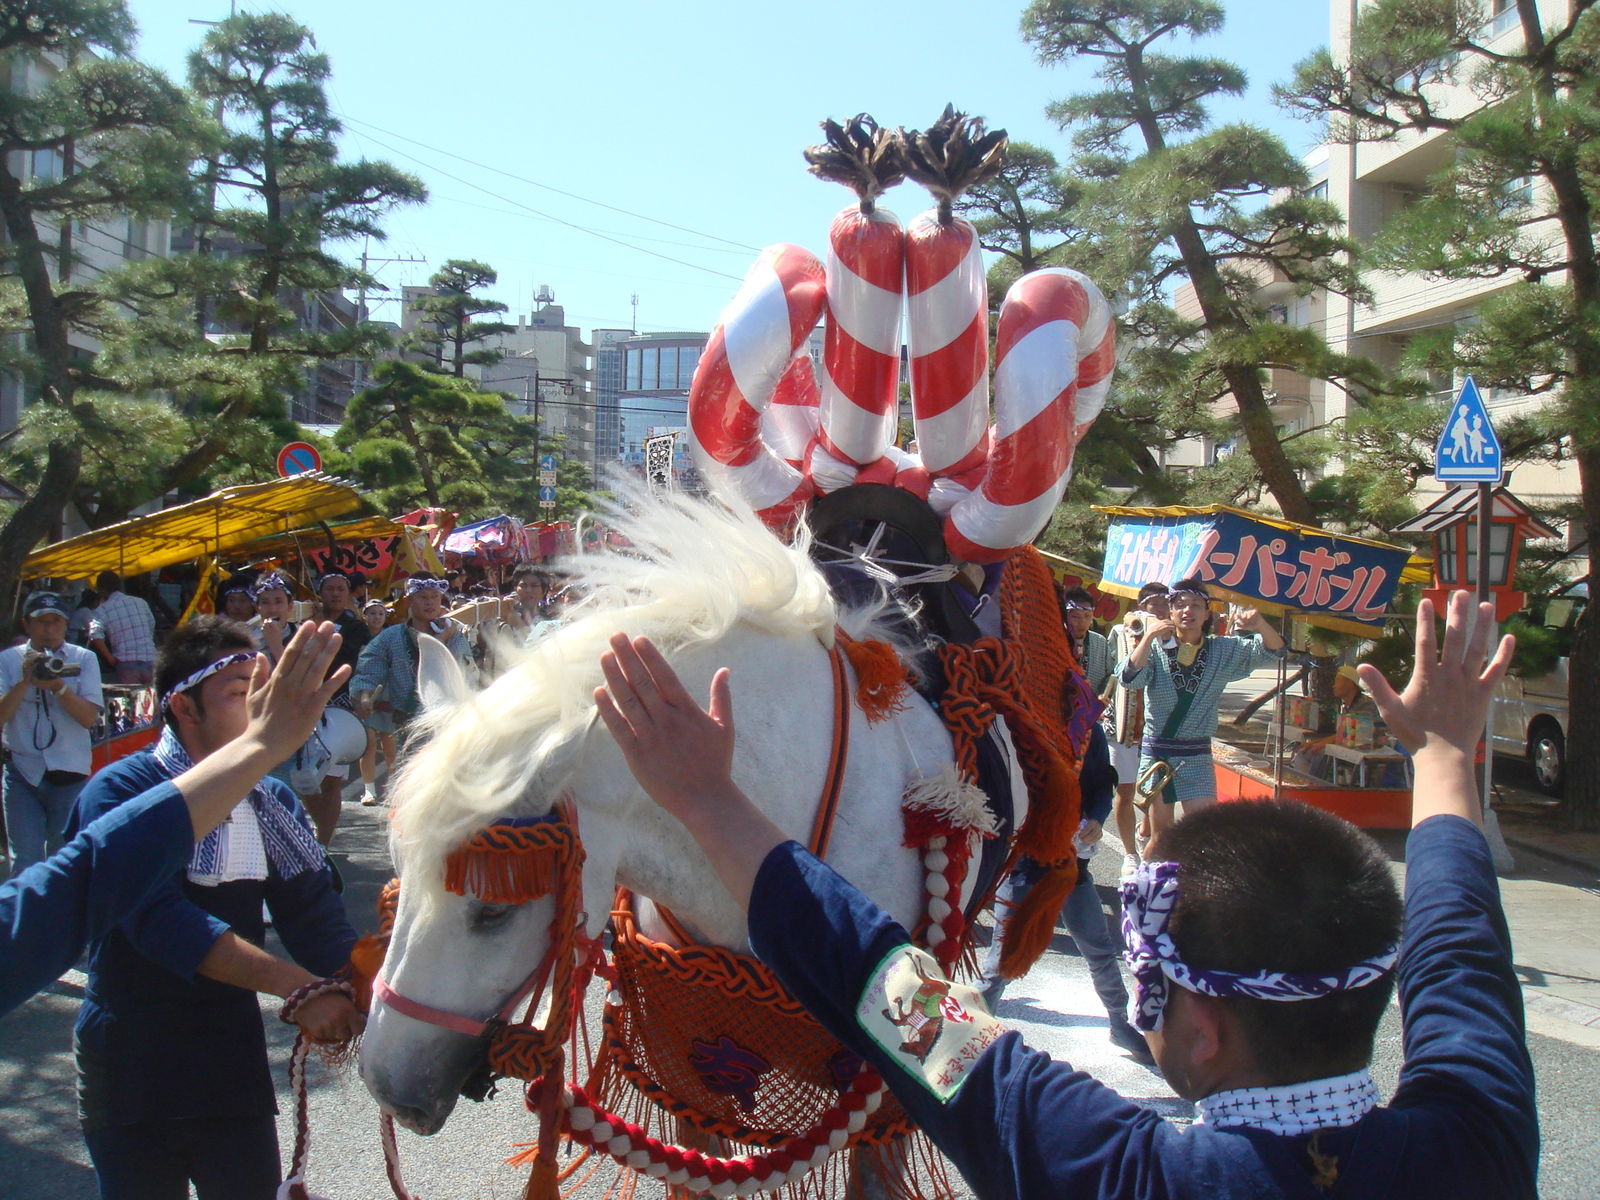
899, 104, 1009, 224
803, 114, 907, 213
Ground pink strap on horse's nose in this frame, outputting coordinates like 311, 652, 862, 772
373, 974, 494, 1037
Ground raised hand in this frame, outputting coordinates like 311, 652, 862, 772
594, 633, 735, 821
1359, 592, 1514, 759
245, 621, 351, 761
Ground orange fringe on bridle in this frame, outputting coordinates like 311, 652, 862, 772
836, 631, 912, 723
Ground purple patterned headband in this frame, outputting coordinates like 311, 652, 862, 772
405, 576, 450, 596
250, 572, 293, 601
161, 651, 257, 713
1119, 861, 1399, 1033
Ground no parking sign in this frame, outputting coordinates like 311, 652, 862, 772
276, 441, 322, 477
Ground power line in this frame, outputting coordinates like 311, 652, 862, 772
336, 113, 761, 255
348, 127, 744, 284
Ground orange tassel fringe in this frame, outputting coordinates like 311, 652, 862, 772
444, 843, 560, 905
838, 635, 911, 723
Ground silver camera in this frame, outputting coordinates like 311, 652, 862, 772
33, 654, 82, 681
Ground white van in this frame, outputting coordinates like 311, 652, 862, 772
1492, 585, 1584, 795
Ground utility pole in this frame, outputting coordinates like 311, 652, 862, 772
353, 241, 425, 392
631, 293, 639, 334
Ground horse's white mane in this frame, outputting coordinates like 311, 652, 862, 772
391, 489, 896, 883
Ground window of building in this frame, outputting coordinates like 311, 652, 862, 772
626, 348, 640, 390
1503, 175, 1534, 209
678, 345, 700, 387
1306, 180, 1329, 202
658, 346, 677, 390
641, 347, 658, 390
29, 148, 62, 182
1484, 0, 1518, 39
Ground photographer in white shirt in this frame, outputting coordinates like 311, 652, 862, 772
0, 592, 104, 875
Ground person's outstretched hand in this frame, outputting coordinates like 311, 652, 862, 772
1359, 590, 1515, 828
245, 621, 351, 762
594, 633, 735, 821
1359, 591, 1514, 757
593, 634, 786, 911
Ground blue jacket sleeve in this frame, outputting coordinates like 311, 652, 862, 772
0, 784, 192, 1016
261, 783, 357, 978
1389, 815, 1539, 1197
1080, 725, 1115, 827
72, 765, 232, 981
747, 842, 1190, 1200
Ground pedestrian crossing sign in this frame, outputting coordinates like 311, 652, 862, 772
1434, 377, 1503, 484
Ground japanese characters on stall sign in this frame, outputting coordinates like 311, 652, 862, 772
1100, 512, 1413, 630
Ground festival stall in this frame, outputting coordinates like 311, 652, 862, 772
1095, 504, 1433, 828
21, 474, 367, 770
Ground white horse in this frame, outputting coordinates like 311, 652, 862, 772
361, 494, 1018, 1135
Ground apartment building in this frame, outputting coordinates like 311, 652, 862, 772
1322, 0, 1577, 523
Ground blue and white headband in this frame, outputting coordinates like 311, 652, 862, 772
405, 576, 450, 596
1118, 861, 1399, 1033
250, 572, 293, 601
161, 651, 258, 714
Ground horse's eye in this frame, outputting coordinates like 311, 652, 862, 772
470, 902, 513, 930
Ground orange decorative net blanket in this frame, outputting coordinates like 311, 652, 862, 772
580, 893, 954, 1200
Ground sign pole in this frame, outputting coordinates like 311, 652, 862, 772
1476, 481, 1514, 873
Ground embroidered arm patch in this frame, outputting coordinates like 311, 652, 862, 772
855, 944, 1003, 1101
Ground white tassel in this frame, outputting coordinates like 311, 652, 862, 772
902, 764, 998, 836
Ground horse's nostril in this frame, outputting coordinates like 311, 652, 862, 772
389, 1102, 445, 1135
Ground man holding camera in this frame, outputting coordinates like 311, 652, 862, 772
0, 592, 104, 875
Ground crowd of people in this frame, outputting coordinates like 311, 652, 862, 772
0, 550, 1538, 1198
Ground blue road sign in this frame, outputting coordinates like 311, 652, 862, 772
276, 441, 322, 478
539, 454, 558, 472
1435, 377, 1503, 484
539, 486, 557, 502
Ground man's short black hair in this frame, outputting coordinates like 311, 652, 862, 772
155, 616, 256, 729
1060, 585, 1095, 609
96, 570, 123, 594
1137, 581, 1169, 601
1154, 800, 1403, 1081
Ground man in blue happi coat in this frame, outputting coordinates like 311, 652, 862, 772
591, 589, 1537, 1199
0, 621, 351, 1016
68, 617, 364, 1200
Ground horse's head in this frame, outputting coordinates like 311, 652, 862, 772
360, 638, 621, 1134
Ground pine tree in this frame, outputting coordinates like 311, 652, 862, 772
1279, 0, 1600, 828
81, 11, 425, 523
405, 259, 514, 377
1020, 0, 1385, 526
0, 0, 197, 607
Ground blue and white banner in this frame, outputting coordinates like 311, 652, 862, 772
1100, 510, 1414, 631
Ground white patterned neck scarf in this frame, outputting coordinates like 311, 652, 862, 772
1197, 1070, 1380, 1136
151, 726, 325, 886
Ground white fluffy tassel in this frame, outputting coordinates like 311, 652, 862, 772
902, 764, 998, 836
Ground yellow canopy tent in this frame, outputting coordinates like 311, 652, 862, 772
23, 475, 367, 582
221, 515, 406, 566
1092, 503, 1433, 638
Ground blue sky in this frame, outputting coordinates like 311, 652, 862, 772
125, 1, 1331, 337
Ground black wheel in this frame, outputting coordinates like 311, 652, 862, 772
1529, 722, 1565, 796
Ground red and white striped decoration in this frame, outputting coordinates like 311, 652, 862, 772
688, 244, 827, 525
944, 268, 1115, 564
905, 212, 989, 479
760, 352, 820, 471
816, 206, 904, 473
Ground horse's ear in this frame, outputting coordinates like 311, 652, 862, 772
416, 634, 470, 710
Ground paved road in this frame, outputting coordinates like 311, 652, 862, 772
5, 785, 1600, 1198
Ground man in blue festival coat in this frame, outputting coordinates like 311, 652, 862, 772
590, 590, 1538, 1199
0, 622, 353, 1018
67, 617, 365, 1200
